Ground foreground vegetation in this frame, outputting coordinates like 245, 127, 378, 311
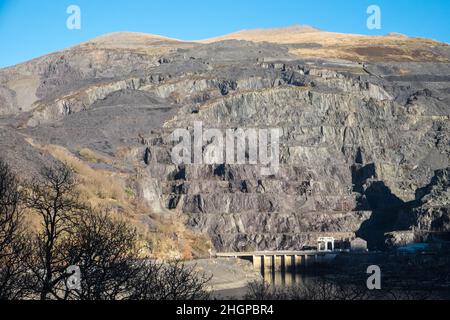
244, 254, 450, 300
0, 159, 210, 300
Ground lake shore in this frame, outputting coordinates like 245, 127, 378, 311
186, 258, 261, 298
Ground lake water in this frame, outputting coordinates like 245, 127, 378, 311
213, 269, 319, 299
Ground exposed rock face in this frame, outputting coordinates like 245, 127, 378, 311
384, 231, 416, 248
0, 29, 449, 252
410, 168, 450, 232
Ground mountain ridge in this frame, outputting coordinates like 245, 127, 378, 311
2, 25, 449, 70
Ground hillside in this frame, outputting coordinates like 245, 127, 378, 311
0, 26, 449, 254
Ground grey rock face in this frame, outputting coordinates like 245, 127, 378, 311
0, 33, 449, 251
411, 168, 450, 232
141, 59, 449, 250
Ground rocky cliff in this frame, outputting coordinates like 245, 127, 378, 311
0, 27, 449, 253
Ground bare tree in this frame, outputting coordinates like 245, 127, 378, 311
0, 159, 22, 256
64, 210, 141, 300
155, 261, 211, 300
287, 276, 373, 300
26, 162, 83, 300
245, 275, 375, 301
0, 159, 31, 300
244, 280, 287, 300
129, 260, 211, 300
62, 209, 211, 300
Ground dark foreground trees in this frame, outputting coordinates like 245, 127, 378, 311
0, 160, 32, 299
65, 209, 141, 300
244, 277, 373, 300
129, 260, 211, 300
26, 162, 83, 299
245, 257, 450, 300
0, 159, 210, 300
60, 209, 211, 300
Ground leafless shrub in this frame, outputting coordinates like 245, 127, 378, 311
129, 260, 211, 300
244, 254, 450, 301
244, 280, 288, 300
245, 276, 373, 301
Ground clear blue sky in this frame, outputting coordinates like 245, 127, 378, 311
1, 0, 449, 68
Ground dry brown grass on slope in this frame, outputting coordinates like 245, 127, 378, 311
78, 147, 113, 165
147, 213, 212, 260
35, 144, 128, 207
201, 27, 449, 62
